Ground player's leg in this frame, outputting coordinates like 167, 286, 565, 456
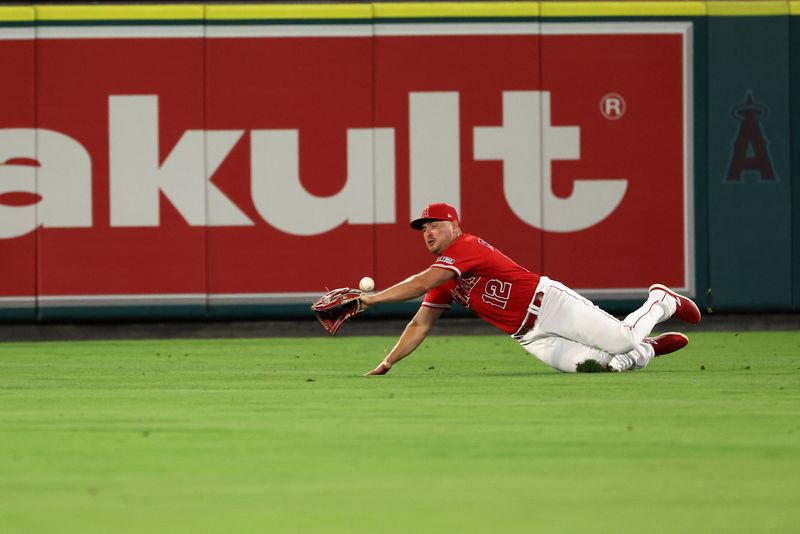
518, 334, 614, 372
608, 332, 689, 371
648, 284, 702, 324
535, 278, 671, 354
518, 334, 658, 373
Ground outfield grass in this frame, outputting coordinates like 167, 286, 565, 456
1, 331, 798, 533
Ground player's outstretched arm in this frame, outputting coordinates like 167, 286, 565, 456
365, 305, 444, 375
360, 267, 454, 311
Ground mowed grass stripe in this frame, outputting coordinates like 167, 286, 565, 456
1, 332, 798, 533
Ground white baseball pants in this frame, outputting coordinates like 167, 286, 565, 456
516, 277, 676, 373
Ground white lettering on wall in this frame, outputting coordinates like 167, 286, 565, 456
409, 92, 460, 220
0, 91, 630, 240
474, 91, 627, 232
250, 128, 395, 236
109, 95, 252, 227
0, 128, 91, 239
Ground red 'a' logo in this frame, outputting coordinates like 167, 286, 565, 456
725, 92, 776, 182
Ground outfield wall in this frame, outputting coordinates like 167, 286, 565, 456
0, 1, 797, 321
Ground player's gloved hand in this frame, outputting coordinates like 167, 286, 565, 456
365, 361, 392, 376
310, 287, 364, 336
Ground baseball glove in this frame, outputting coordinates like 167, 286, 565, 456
311, 287, 364, 335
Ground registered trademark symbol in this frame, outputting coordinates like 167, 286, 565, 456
600, 93, 626, 120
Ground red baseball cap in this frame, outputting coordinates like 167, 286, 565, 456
410, 202, 460, 230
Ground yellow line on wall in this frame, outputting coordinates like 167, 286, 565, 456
36, 4, 204, 21
206, 4, 372, 21
707, 1, 790, 16
373, 2, 539, 18
0, 6, 35, 22
542, 2, 707, 17
20, 2, 800, 22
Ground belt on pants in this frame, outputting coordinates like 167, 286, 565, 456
513, 291, 544, 338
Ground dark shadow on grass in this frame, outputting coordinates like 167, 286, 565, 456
480, 370, 560, 377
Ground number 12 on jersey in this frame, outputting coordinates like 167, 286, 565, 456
482, 279, 512, 309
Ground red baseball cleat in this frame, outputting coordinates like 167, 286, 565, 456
649, 284, 702, 324
645, 332, 689, 356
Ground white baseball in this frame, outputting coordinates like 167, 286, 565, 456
359, 276, 375, 292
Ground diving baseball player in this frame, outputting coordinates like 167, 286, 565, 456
320, 202, 701, 374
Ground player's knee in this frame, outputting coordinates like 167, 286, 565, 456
603, 327, 638, 354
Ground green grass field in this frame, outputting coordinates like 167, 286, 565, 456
1, 331, 799, 533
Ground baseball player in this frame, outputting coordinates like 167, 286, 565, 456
358, 202, 700, 375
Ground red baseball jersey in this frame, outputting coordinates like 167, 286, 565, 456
422, 233, 541, 334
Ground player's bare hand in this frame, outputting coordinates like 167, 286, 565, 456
365, 361, 391, 376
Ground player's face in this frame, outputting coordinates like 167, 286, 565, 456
421, 220, 458, 254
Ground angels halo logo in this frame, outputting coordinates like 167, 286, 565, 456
725, 91, 777, 183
